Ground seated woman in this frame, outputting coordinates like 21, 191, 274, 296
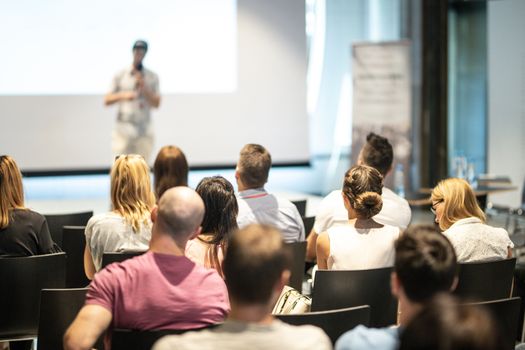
84, 154, 155, 279
431, 178, 513, 262
153, 145, 189, 201
0, 155, 61, 256
316, 165, 400, 270
185, 176, 238, 277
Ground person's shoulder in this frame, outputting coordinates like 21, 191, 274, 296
269, 321, 331, 349
153, 330, 214, 350
14, 208, 45, 222
87, 212, 122, 227
382, 187, 410, 207
335, 325, 399, 350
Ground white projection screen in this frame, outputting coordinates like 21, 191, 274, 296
0, 0, 309, 172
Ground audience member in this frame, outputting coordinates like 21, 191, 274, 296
316, 165, 400, 270
153, 224, 331, 350
0, 155, 61, 350
64, 187, 229, 350
307, 133, 411, 261
186, 176, 238, 277
335, 225, 458, 350
399, 294, 501, 350
235, 144, 305, 242
84, 154, 155, 279
153, 145, 189, 200
431, 177, 513, 262
0, 155, 60, 256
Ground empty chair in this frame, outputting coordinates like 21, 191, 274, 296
101, 251, 146, 269
291, 199, 307, 217
454, 258, 516, 301
465, 297, 521, 350
302, 216, 315, 238
44, 211, 93, 248
0, 253, 66, 345
276, 305, 370, 345
62, 226, 90, 288
37, 288, 103, 350
311, 267, 396, 327
285, 241, 306, 291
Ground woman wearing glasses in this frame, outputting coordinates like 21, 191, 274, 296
84, 154, 155, 279
316, 165, 400, 270
0, 155, 61, 256
431, 178, 513, 262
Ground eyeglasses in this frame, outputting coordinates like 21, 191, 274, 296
430, 200, 443, 215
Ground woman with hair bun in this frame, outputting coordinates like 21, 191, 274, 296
316, 165, 400, 270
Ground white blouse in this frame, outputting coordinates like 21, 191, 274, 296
443, 217, 513, 263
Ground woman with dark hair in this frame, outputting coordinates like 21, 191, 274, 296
316, 165, 400, 270
0, 155, 60, 256
186, 176, 238, 278
153, 145, 189, 200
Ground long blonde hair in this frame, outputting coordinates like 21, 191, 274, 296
0, 155, 25, 229
431, 178, 485, 231
111, 154, 155, 232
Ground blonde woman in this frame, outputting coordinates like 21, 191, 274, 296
84, 154, 155, 279
431, 178, 513, 262
0, 155, 60, 256
316, 165, 400, 270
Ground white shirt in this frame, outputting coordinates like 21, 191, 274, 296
85, 211, 152, 271
313, 187, 411, 234
327, 223, 400, 270
443, 217, 514, 263
152, 319, 331, 350
236, 188, 305, 243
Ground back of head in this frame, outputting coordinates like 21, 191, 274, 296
223, 224, 291, 305
153, 145, 189, 200
360, 133, 393, 176
110, 154, 155, 232
431, 178, 486, 231
343, 165, 384, 219
237, 144, 272, 189
395, 225, 457, 303
399, 294, 501, 350
0, 155, 25, 229
156, 186, 205, 243
196, 176, 238, 245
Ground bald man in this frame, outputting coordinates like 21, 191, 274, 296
64, 187, 229, 350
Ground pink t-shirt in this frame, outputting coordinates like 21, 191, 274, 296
86, 251, 230, 330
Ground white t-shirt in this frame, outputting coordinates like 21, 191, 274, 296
313, 187, 411, 234
443, 217, 514, 263
152, 319, 331, 350
85, 211, 152, 271
237, 188, 305, 243
327, 223, 400, 270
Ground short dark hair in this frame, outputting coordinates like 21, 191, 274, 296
153, 145, 189, 200
399, 294, 501, 350
223, 224, 291, 304
237, 144, 271, 189
360, 133, 393, 176
395, 225, 457, 303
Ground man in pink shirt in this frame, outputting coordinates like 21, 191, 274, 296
64, 187, 229, 350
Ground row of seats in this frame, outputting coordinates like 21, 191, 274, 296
0, 253, 519, 349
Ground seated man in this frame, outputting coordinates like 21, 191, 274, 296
307, 132, 412, 261
235, 144, 305, 242
153, 224, 331, 350
64, 187, 229, 350
335, 224, 458, 350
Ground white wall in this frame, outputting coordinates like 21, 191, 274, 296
487, 0, 525, 207
0, 0, 309, 171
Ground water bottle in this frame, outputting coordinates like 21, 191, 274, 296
394, 163, 405, 198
